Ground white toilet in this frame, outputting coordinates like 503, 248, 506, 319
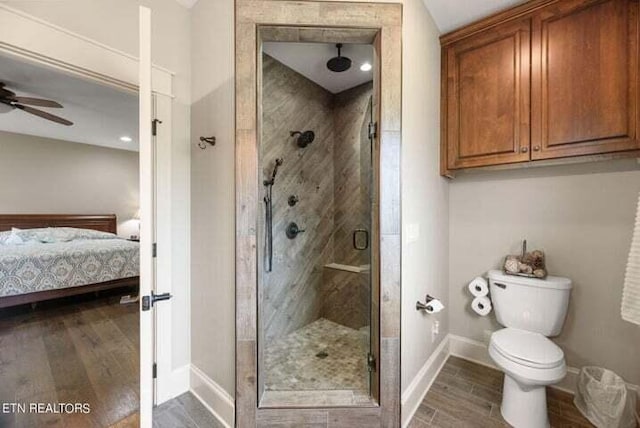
487, 270, 572, 428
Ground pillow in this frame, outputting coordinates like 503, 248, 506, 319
0, 227, 117, 245
4, 230, 25, 245
50, 227, 117, 241
12, 227, 55, 243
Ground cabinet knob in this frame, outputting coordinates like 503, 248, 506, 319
521, 147, 528, 153
533, 145, 541, 152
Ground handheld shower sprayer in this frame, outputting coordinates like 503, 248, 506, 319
264, 157, 283, 272
265, 158, 283, 186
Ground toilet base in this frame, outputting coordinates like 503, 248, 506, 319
501, 374, 550, 428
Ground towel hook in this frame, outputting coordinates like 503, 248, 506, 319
198, 136, 216, 149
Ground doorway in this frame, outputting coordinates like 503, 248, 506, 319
259, 40, 377, 408
0, 6, 173, 427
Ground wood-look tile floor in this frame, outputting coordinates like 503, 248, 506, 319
0, 289, 139, 428
153, 392, 224, 428
408, 356, 594, 428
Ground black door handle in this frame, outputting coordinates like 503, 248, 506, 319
353, 229, 369, 250
142, 291, 173, 311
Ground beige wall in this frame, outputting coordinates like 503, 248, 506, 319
449, 159, 640, 385
5, 0, 193, 377
190, 0, 449, 401
400, 0, 449, 395
190, 0, 236, 395
0, 131, 139, 237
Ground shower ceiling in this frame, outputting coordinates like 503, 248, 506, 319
263, 42, 373, 94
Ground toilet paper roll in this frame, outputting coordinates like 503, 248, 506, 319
471, 296, 492, 316
468, 277, 489, 297
425, 298, 445, 314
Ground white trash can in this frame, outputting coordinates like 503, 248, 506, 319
574, 366, 637, 428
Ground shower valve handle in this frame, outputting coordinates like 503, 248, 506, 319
286, 222, 305, 239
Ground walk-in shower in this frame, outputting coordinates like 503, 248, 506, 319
259, 39, 377, 408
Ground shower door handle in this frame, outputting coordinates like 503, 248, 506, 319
353, 229, 369, 250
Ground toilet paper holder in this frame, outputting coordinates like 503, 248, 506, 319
416, 295, 437, 311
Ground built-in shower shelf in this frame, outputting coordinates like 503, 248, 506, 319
323, 263, 370, 273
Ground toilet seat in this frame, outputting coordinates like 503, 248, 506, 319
490, 328, 564, 369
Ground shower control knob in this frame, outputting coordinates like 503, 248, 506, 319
288, 195, 299, 207
286, 222, 305, 239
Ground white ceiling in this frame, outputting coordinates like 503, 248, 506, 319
175, 0, 199, 8
422, 0, 528, 33
180, 1, 529, 34
263, 42, 374, 94
0, 53, 138, 152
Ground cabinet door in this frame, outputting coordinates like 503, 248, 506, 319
531, 0, 640, 160
445, 19, 531, 170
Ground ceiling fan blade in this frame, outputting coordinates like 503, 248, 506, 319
10, 97, 63, 108
0, 87, 15, 98
14, 104, 73, 126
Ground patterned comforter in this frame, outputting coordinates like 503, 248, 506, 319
0, 238, 139, 298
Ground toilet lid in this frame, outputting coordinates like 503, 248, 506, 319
490, 328, 564, 369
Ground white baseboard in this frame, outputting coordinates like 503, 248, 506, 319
172, 365, 191, 396
190, 364, 235, 428
448, 334, 639, 395
401, 336, 450, 428
401, 333, 639, 427
156, 364, 191, 405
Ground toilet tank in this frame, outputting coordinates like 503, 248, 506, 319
488, 270, 572, 336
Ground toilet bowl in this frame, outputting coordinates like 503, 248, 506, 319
487, 270, 572, 428
489, 328, 567, 428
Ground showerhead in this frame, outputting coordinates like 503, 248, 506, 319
326, 43, 352, 73
290, 130, 315, 148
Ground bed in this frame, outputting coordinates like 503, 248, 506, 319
0, 214, 139, 308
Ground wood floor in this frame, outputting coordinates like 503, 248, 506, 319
0, 288, 139, 428
408, 356, 594, 428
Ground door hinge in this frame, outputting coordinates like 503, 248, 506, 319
367, 353, 377, 372
152, 118, 163, 137
152, 243, 157, 258
368, 122, 377, 140
153, 362, 157, 379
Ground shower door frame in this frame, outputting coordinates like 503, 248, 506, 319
235, 2, 402, 426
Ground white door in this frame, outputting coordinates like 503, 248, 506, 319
139, 6, 155, 427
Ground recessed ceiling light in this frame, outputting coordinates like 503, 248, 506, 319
120, 136, 133, 142
360, 62, 372, 72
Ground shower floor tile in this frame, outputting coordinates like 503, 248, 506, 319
263, 318, 370, 395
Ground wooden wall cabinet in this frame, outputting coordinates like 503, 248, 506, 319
441, 0, 640, 176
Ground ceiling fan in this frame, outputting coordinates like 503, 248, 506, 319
0, 82, 73, 126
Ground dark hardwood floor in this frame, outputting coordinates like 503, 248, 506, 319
408, 356, 594, 428
0, 288, 139, 428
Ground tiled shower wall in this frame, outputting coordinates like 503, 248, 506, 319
262, 54, 336, 342
322, 82, 373, 329
261, 54, 373, 341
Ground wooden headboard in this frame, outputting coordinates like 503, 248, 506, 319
0, 214, 117, 234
